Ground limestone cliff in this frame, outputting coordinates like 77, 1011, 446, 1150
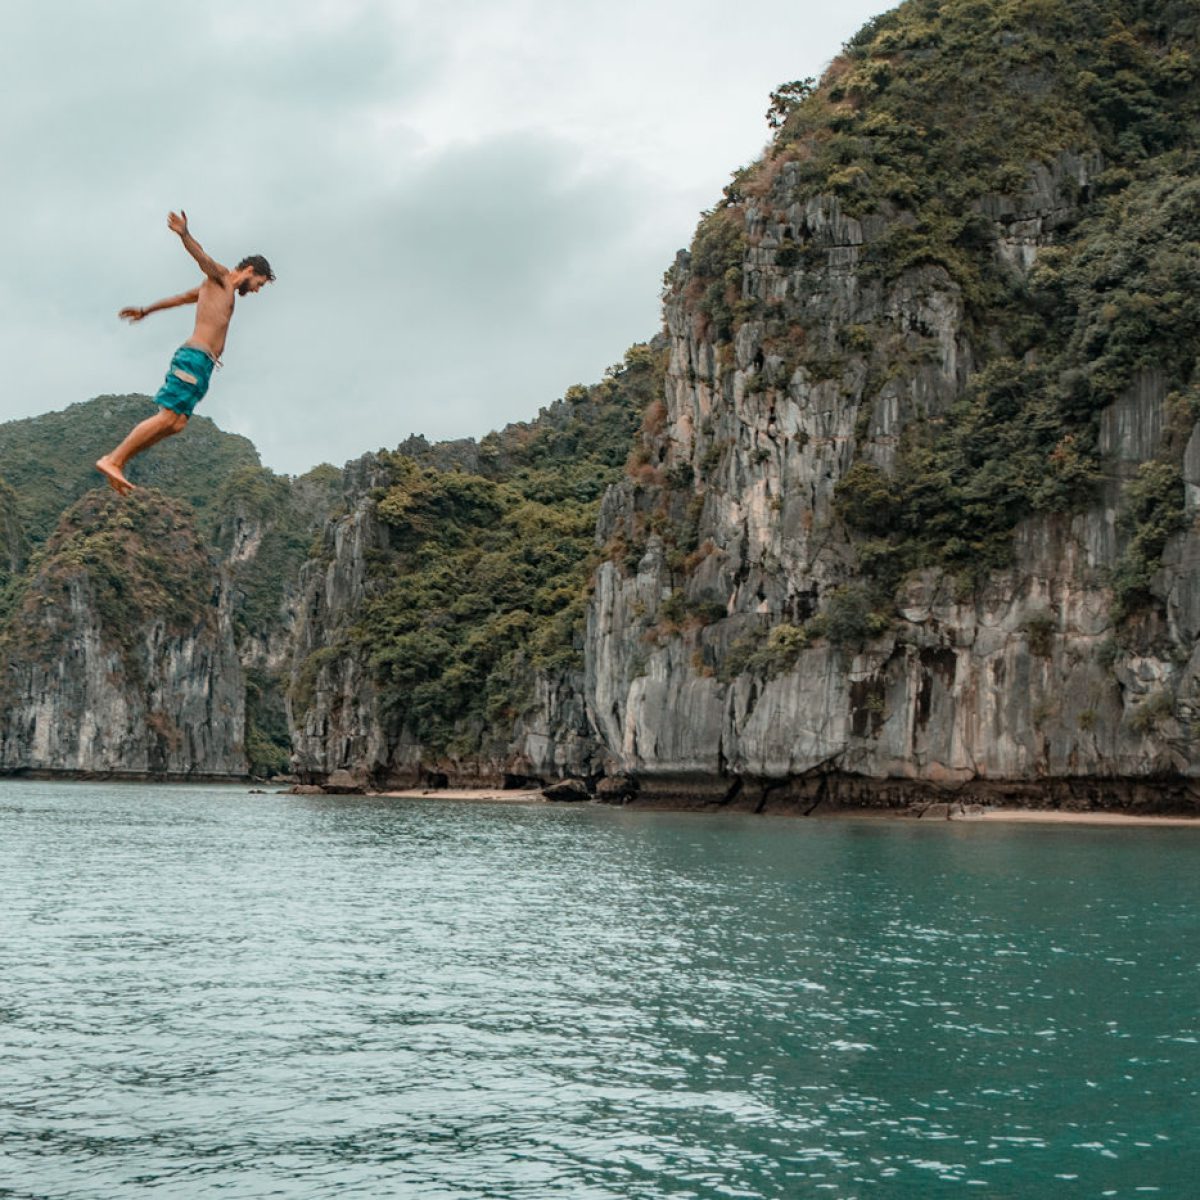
583, 0, 1200, 811
0, 398, 295, 781
284, 452, 395, 781
0, 491, 245, 777
283, 454, 601, 788
209, 464, 344, 775
282, 356, 653, 787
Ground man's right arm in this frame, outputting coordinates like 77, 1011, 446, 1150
167, 210, 228, 284
119, 287, 200, 322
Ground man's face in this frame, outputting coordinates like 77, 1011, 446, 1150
238, 272, 270, 297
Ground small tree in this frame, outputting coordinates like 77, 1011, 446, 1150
766, 78, 816, 129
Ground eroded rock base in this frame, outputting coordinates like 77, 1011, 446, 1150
600, 772, 1200, 817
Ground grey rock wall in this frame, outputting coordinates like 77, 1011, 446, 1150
287, 455, 393, 782
583, 153, 1200, 810
0, 509, 246, 778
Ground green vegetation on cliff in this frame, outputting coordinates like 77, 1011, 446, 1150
352, 345, 661, 756
769, 0, 1197, 216
0, 489, 217, 681
0, 478, 26, 599
0, 395, 261, 546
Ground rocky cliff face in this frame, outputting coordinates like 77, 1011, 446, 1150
583, 154, 1200, 804
209, 464, 344, 775
0, 492, 246, 777
575, 0, 1200, 811
286, 454, 608, 789
285, 454, 393, 781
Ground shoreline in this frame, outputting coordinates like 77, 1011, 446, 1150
369, 789, 1200, 826
6, 777, 1196, 826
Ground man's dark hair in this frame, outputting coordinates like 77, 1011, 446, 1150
238, 254, 275, 281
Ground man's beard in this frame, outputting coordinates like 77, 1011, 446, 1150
238, 281, 250, 296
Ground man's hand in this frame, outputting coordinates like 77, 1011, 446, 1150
119, 306, 146, 322
167, 210, 188, 238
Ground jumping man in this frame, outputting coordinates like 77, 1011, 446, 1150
96, 211, 274, 495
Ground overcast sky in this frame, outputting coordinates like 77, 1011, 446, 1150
1, 0, 891, 475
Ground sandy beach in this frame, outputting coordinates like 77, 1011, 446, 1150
942, 807, 1200, 827
376, 788, 547, 805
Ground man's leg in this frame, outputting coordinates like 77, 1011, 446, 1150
96, 408, 188, 495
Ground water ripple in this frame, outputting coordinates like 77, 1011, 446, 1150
1, 783, 1197, 1198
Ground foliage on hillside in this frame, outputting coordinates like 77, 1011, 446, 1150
769, 0, 1198, 219
0, 477, 25, 593
352, 344, 662, 756
670, 0, 1199, 606
0, 394, 260, 546
0, 489, 216, 677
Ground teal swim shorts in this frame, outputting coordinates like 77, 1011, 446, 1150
153, 344, 216, 418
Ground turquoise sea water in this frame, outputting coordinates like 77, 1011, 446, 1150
0, 781, 1197, 1199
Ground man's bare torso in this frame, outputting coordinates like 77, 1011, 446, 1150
187, 277, 236, 360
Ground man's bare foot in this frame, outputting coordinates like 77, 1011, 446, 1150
95, 457, 135, 496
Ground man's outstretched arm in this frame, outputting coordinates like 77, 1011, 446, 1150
119, 287, 200, 322
167, 210, 228, 283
